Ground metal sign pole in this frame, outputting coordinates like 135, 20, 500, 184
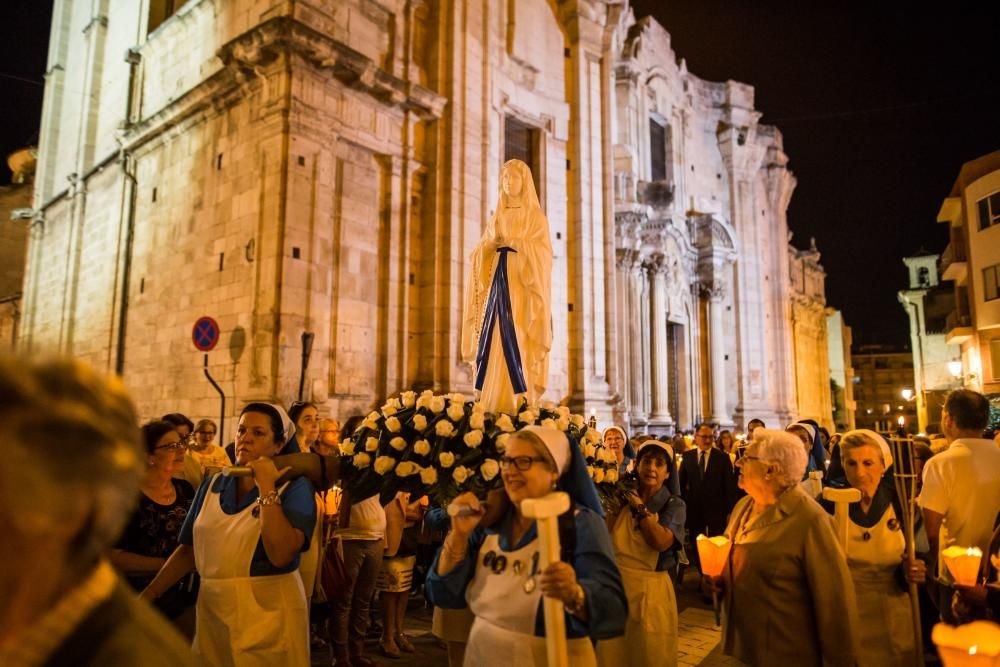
203, 353, 225, 446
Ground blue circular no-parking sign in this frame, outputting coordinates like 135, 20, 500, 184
192, 316, 220, 352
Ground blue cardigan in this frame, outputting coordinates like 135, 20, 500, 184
425, 506, 627, 641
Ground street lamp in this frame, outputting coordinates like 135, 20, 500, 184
897, 416, 905, 428
901, 389, 913, 401
948, 360, 963, 378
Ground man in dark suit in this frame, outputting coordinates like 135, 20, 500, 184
680, 423, 738, 575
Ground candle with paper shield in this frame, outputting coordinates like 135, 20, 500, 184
942, 546, 984, 587
696, 534, 732, 626
932, 621, 1000, 666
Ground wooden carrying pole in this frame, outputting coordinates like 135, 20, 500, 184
822, 487, 861, 550
889, 436, 926, 667
521, 491, 571, 667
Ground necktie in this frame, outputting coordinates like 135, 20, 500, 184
700, 450, 708, 474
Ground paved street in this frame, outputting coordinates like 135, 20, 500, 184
311, 567, 743, 666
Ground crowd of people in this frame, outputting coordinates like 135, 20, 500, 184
2, 355, 999, 667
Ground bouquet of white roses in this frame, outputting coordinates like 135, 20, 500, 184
339, 392, 627, 509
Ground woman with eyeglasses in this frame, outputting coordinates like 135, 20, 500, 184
142, 403, 317, 666
188, 419, 229, 474
111, 421, 197, 632
426, 426, 626, 666
707, 428, 860, 667
597, 439, 686, 666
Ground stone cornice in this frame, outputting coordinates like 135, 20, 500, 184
218, 16, 446, 120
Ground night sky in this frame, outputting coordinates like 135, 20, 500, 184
2, 3, 998, 347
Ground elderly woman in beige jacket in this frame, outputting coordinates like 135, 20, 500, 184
706, 429, 860, 667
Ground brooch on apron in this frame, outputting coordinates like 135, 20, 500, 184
862, 531, 872, 541
522, 552, 541, 594
887, 518, 900, 532
482, 551, 508, 574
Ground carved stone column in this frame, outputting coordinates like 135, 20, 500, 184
631, 261, 650, 424
703, 280, 730, 427
648, 257, 672, 426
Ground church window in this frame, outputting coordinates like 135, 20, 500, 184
917, 266, 930, 287
504, 116, 541, 204
649, 118, 667, 182
978, 192, 1000, 230
984, 263, 1000, 302
148, 0, 190, 34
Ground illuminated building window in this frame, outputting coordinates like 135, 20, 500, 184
650, 118, 666, 182
978, 191, 1000, 231
984, 263, 1000, 302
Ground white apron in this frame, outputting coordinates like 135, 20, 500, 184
847, 504, 915, 667
597, 509, 677, 667
464, 532, 596, 667
191, 476, 310, 667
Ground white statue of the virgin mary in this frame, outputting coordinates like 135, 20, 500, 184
461, 159, 552, 415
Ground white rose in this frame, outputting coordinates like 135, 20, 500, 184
496, 414, 515, 433
396, 461, 420, 477
430, 396, 446, 413
374, 456, 396, 475
353, 453, 371, 468
413, 414, 428, 431
390, 436, 407, 451
386, 397, 401, 409
495, 433, 510, 453
481, 459, 500, 481
463, 430, 483, 447
361, 417, 379, 431
381, 405, 398, 417
540, 400, 557, 410
416, 393, 431, 410
471, 401, 486, 414
449, 393, 467, 404
606, 469, 619, 484
584, 429, 600, 445
414, 439, 431, 456
593, 468, 605, 484
447, 402, 465, 422
452, 465, 471, 484
385, 416, 402, 433
367, 411, 381, 423
340, 440, 356, 456
540, 418, 556, 430
401, 391, 417, 408
438, 451, 456, 468
469, 412, 485, 430
555, 417, 570, 432
420, 466, 438, 485
518, 410, 536, 425
435, 420, 455, 437
582, 443, 596, 459
570, 414, 585, 428
365, 437, 379, 452
587, 465, 595, 479
556, 406, 571, 418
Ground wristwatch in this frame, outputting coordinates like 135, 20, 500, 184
630, 503, 651, 521
565, 583, 586, 615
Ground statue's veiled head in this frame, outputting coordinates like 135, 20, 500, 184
498, 159, 540, 211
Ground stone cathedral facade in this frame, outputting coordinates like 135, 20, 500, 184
22, 0, 831, 438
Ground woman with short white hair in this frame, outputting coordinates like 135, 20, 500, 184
822, 429, 926, 666
707, 428, 860, 666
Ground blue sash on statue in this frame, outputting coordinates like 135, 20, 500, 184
474, 246, 528, 394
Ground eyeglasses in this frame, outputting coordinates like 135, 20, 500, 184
695, 434, 714, 440
499, 455, 547, 471
154, 442, 186, 451
196, 430, 216, 437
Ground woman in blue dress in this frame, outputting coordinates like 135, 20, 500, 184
426, 425, 626, 666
